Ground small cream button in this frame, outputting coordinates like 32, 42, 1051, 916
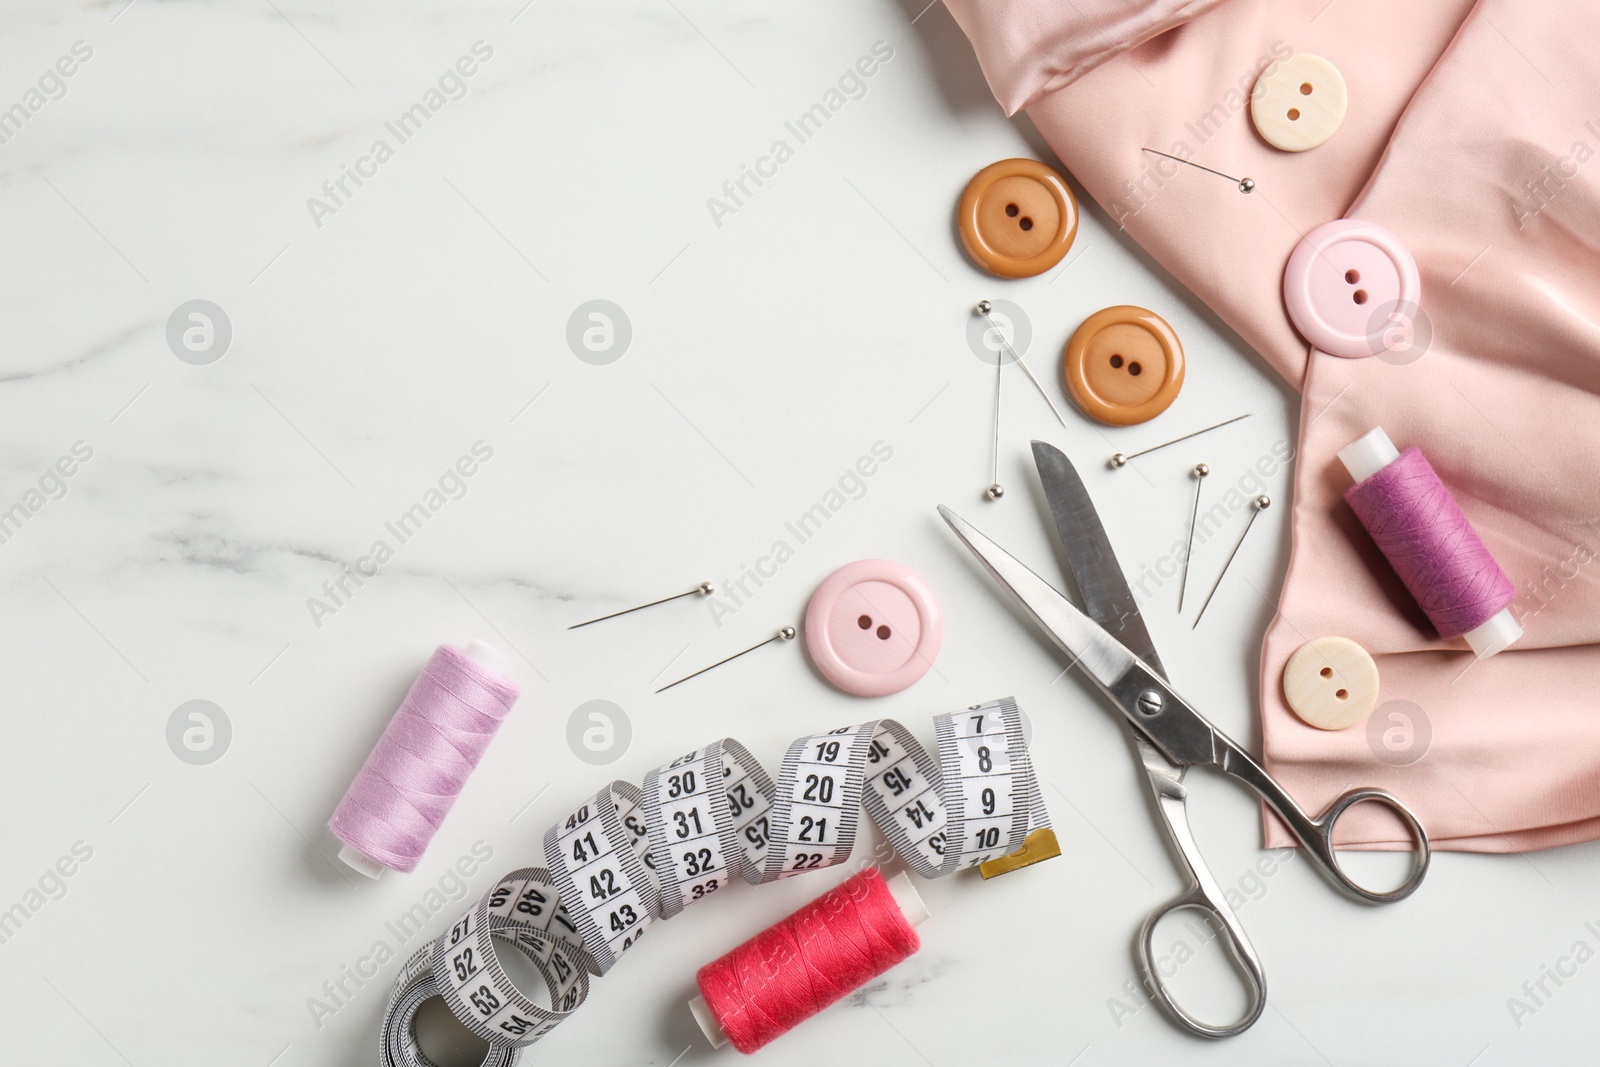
1283, 636, 1379, 730
1251, 54, 1347, 152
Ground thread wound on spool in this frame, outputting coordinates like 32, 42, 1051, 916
329, 644, 519, 873
1344, 447, 1516, 640
696, 868, 920, 1054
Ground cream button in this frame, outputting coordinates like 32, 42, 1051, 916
1283, 636, 1379, 730
1251, 54, 1347, 152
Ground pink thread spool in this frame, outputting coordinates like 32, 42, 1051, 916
689, 868, 929, 1054
1338, 428, 1521, 658
329, 640, 519, 878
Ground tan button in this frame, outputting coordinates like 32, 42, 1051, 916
957, 159, 1078, 278
1283, 636, 1379, 731
1251, 53, 1347, 152
1061, 305, 1184, 425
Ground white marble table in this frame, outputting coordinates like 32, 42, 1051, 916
1, 1, 1594, 1064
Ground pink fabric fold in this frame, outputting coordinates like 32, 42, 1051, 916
946, 0, 1600, 851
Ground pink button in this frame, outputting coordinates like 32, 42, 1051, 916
1283, 219, 1421, 359
804, 559, 942, 697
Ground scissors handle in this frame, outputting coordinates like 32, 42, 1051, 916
1137, 886, 1266, 1039
1220, 741, 1430, 903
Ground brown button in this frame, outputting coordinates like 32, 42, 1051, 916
1283, 636, 1379, 730
1061, 306, 1184, 425
957, 159, 1078, 278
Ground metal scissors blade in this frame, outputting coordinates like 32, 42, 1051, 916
937, 504, 1219, 768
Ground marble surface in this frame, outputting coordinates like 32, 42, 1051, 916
2, 1, 1597, 1065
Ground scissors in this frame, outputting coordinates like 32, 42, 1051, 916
939, 441, 1429, 1038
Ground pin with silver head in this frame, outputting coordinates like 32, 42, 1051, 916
1193, 495, 1270, 628
975, 300, 1069, 428
1142, 148, 1255, 194
569, 581, 715, 629
986, 330, 1004, 501
1109, 413, 1251, 469
1178, 463, 1209, 612
656, 626, 797, 693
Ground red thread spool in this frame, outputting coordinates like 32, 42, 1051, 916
692, 868, 928, 1054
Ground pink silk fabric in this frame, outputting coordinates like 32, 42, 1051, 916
945, 0, 1600, 850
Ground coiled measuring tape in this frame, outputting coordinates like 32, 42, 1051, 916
380, 698, 1049, 1064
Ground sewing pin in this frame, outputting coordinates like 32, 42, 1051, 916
986, 340, 1004, 500
569, 581, 715, 629
1178, 463, 1208, 612
1142, 148, 1255, 194
656, 626, 796, 693
1193, 495, 1270, 628
976, 300, 1069, 428
1110, 413, 1252, 469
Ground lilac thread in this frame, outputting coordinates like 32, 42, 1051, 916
329, 645, 519, 872
1344, 446, 1515, 639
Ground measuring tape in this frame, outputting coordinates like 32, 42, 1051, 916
379, 698, 1048, 1063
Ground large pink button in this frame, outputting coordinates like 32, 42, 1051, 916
804, 559, 942, 697
1283, 219, 1421, 359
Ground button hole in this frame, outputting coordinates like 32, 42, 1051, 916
1353, 289, 1369, 305
1018, 217, 1033, 231
1320, 667, 1333, 678
1005, 203, 1019, 217
1109, 354, 1124, 368
857, 615, 872, 629
1300, 82, 1313, 95
1287, 108, 1301, 121
876, 625, 891, 640
1345, 269, 1360, 284
1336, 688, 1349, 700
1128, 361, 1142, 376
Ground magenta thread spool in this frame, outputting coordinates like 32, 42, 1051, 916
1338, 427, 1521, 658
329, 640, 519, 878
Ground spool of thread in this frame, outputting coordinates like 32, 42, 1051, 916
690, 868, 928, 1054
1338, 427, 1521, 658
329, 640, 519, 878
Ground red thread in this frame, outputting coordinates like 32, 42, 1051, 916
696, 868, 920, 1053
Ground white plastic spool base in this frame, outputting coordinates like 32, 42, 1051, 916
335, 638, 513, 879
1337, 427, 1521, 659
689, 871, 928, 1049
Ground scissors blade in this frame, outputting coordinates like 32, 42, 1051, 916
938, 504, 1138, 691
940, 505, 1221, 768
1030, 440, 1167, 680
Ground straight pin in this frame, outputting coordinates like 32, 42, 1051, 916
976, 300, 1069, 428
1110, 413, 1251, 468
1193, 495, 1270, 627
656, 626, 796, 693
1178, 463, 1209, 612
987, 341, 1004, 500
569, 581, 714, 629
1142, 148, 1255, 194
